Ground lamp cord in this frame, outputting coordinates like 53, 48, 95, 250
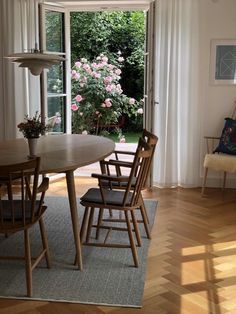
20, 0, 24, 51
34, 0, 38, 52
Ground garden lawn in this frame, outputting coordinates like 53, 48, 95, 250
105, 131, 142, 143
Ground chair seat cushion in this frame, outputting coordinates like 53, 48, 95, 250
204, 153, 236, 172
1, 200, 44, 221
80, 188, 133, 206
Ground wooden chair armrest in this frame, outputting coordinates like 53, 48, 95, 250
204, 136, 220, 153
100, 159, 133, 177
106, 159, 133, 168
204, 136, 220, 140
114, 150, 136, 162
91, 173, 129, 182
114, 150, 136, 156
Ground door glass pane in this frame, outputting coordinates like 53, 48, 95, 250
47, 97, 65, 133
46, 10, 64, 52
47, 62, 65, 94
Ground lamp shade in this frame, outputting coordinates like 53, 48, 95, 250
6, 51, 65, 76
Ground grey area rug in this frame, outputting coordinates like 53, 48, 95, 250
0, 197, 157, 307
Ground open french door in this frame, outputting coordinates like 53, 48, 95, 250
39, 0, 155, 136
39, 3, 71, 133
143, 1, 156, 133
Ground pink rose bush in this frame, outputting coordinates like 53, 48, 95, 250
71, 53, 142, 135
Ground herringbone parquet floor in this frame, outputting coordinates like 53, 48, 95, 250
0, 176, 236, 314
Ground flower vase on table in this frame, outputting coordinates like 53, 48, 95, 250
17, 111, 50, 159
27, 137, 38, 158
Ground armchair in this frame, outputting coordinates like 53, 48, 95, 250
202, 103, 236, 195
0, 157, 51, 297
80, 138, 152, 267
99, 129, 158, 238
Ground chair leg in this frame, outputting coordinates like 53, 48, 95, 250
39, 217, 51, 268
7, 183, 13, 201
222, 171, 227, 190
5, 184, 12, 239
140, 196, 150, 224
96, 208, 104, 240
125, 210, 139, 267
86, 207, 95, 243
74, 207, 90, 266
24, 229, 32, 297
139, 203, 151, 239
80, 206, 90, 242
201, 167, 208, 196
130, 210, 142, 247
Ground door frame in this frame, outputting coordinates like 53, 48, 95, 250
143, 0, 156, 133
39, 3, 71, 133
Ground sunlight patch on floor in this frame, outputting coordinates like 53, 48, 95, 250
182, 245, 206, 256
181, 260, 206, 285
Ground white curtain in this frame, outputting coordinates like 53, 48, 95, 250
0, 0, 41, 140
153, 0, 201, 188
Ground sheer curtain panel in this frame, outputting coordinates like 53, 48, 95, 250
0, 0, 41, 140
153, 0, 201, 187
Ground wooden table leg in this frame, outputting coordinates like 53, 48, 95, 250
65, 170, 83, 270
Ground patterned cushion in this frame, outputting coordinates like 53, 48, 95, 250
214, 118, 236, 155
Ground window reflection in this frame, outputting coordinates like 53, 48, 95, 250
46, 10, 64, 52
47, 97, 65, 133
47, 62, 65, 94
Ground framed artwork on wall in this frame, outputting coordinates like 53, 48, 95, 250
210, 39, 236, 85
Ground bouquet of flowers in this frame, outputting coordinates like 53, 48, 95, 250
17, 112, 49, 139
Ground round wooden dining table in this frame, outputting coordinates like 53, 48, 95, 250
0, 134, 115, 270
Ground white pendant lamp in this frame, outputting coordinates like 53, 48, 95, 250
7, 51, 65, 76
6, 0, 65, 76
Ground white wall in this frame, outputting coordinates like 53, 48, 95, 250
199, 0, 236, 187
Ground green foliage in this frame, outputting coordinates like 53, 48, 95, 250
46, 10, 146, 134
71, 54, 143, 135
106, 131, 142, 143
70, 11, 145, 99
45, 11, 64, 52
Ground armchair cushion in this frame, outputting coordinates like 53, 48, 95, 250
204, 153, 236, 172
214, 118, 236, 155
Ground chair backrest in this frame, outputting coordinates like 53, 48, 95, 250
141, 129, 158, 185
231, 101, 236, 120
0, 157, 45, 232
122, 137, 152, 207
204, 136, 220, 154
142, 129, 158, 145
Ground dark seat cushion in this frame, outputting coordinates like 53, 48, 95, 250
0, 200, 45, 221
80, 188, 133, 206
214, 118, 236, 155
